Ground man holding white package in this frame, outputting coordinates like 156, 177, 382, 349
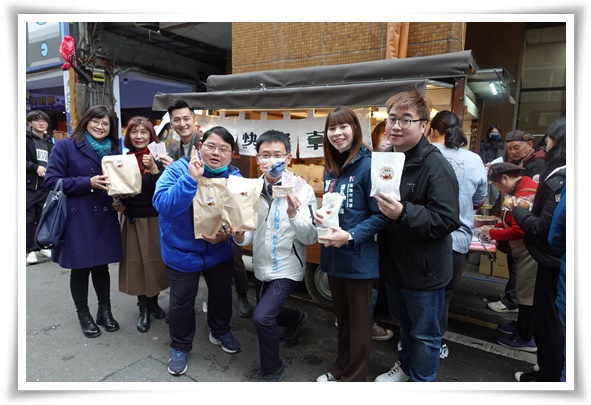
233, 130, 318, 382
373, 90, 460, 382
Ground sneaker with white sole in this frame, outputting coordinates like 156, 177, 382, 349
209, 331, 241, 353
497, 334, 537, 353
371, 323, 394, 341
39, 249, 52, 258
487, 300, 519, 313
374, 361, 410, 382
316, 372, 337, 382
26, 252, 38, 265
440, 343, 449, 359
168, 348, 188, 376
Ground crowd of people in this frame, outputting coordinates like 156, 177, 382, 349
26, 90, 567, 382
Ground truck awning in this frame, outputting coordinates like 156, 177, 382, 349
152, 50, 478, 111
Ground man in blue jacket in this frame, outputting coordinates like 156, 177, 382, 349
374, 90, 460, 382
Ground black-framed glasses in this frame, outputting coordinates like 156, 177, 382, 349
384, 117, 425, 129
258, 153, 288, 160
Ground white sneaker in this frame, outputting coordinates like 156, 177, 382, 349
440, 343, 449, 359
316, 372, 338, 382
26, 252, 38, 265
39, 249, 52, 258
374, 361, 410, 382
487, 300, 518, 313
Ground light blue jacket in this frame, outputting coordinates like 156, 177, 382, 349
433, 143, 488, 254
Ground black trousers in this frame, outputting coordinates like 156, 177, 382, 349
167, 256, 234, 353
70, 265, 111, 312
532, 263, 564, 381
26, 187, 49, 253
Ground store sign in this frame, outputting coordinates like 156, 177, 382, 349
26, 22, 67, 72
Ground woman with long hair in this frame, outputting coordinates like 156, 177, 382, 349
314, 107, 388, 382
44, 105, 123, 338
512, 116, 567, 382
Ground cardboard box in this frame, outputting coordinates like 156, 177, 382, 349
479, 251, 509, 279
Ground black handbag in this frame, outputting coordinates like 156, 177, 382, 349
35, 178, 68, 249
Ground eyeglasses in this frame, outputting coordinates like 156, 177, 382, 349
202, 142, 232, 155
90, 118, 111, 128
384, 117, 425, 129
258, 153, 287, 160
31, 119, 47, 124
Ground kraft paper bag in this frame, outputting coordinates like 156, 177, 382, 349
101, 155, 142, 197
193, 177, 228, 239
222, 175, 264, 231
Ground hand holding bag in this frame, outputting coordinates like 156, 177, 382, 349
101, 154, 142, 197
35, 178, 68, 249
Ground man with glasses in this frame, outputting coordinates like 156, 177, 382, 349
233, 130, 317, 381
25, 110, 54, 264
164, 98, 254, 318
486, 129, 546, 314
373, 90, 460, 382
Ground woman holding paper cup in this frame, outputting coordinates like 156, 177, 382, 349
44, 105, 123, 338
153, 125, 243, 376
111, 116, 169, 333
314, 107, 389, 382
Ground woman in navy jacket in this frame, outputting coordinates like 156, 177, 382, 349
314, 107, 388, 382
44, 105, 123, 338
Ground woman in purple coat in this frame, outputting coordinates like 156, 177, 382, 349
44, 105, 124, 338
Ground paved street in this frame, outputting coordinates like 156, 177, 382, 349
18, 252, 573, 402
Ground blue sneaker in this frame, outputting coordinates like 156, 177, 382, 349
497, 320, 518, 335
209, 331, 241, 353
497, 334, 537, 353
168, 348, 188, 376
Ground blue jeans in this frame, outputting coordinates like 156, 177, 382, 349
253, 278, 301, 375
386, 282, 445, 382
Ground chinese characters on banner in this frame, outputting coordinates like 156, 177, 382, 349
194, 110, 371, 158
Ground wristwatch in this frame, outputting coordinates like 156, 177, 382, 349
347, 234, 355, 247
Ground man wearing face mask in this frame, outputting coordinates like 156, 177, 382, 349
233, 130, 318, 382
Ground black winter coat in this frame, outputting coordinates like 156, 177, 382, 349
512, 165, 566, 268
378, 136, 461, 290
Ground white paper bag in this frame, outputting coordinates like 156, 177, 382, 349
370, 152, 406, 200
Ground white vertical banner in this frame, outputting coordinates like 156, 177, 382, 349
357, 109, 372, 146
297, 117, 326, 158
62, 70, 71, 134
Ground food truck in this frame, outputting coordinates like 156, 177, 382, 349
152, 50, 503, 310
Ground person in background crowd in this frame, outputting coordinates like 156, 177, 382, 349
428, 110, 488, 358
164, 98, 254, 318
153, 125, 242, 377
512, 116, 566, 382
44, 105, 123, 338
479, 125, 506, 168
547, 186, 566, 382
26, 110, 54, 265
480, 163, 539, 353
314, 107, 389, 382
374, 90, 460, 382
112, 117, 171, 333
487, 129, 547, 315
233, 130, 318, 382
368, 120, 395, 342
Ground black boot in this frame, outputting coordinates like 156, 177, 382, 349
149, 294, 166, 320
77, 308, 101, 338
96, 302, 120, 332
137, 295, 150, 333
